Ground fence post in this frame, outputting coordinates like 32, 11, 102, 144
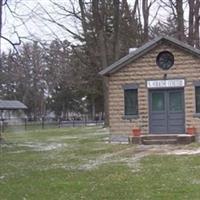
58, 117, 61, 128
0, 120, 2, 140
95, 118, 98, 126
24, 118, 27, 131
84, 116, 86, 127
2, 120, 4, 133
42, 117, 44, 129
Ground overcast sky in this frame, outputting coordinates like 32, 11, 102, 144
2, 0, 168, 51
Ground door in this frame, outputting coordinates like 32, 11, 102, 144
149, 89, 185, 134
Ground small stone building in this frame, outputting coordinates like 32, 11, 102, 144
100, 36, 200, 142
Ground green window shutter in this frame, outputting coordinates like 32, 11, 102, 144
124, 89, 138, 115
196, 87, 200, 113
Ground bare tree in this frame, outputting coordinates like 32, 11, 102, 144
159, 0, 185, 41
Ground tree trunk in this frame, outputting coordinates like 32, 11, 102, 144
79, 0, 87, 40
113, 0, 120, 61
0, 0, 2, 55
102, 76, 109, 126
176, 0, 185, 41
91, 96, 96, 120
188, 0, 195, 45
132, 0, 139, 17
92, 0, 109, 126
99, 30, 109, 126
142, 0, 149, 42
194, 0, 200, 48
66, 110, 69, 120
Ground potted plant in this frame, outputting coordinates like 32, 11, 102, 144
187, 127, 196, 135
132, 127, 141, 137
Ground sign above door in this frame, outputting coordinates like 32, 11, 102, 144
147, 79, 185, 89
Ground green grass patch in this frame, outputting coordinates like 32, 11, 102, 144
1, 127, 200, 199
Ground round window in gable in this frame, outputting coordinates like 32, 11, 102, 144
156, 51, 174, 70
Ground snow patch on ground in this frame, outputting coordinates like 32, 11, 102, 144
47, 136, 78, 141
0, 176, 5, 180
48, 145, 200, 172
9, 150, 26, 154
86, 131, 109, 137
77, 145, 200, 172
165, 148, 200, 155
109, 141, 129, 144
76, 147, 141, 171
132, 145, 200, 156
78, 153, 117, 170
191, 179, 200, 184
18, 142, 66, 151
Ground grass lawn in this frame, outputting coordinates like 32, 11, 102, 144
1, 127, 200, 200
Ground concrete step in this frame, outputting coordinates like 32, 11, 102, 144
129, 134, 195, 145
142, 139, 177, 145
141, 135, 178, 140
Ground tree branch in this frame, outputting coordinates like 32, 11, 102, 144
1, 34, 21, 52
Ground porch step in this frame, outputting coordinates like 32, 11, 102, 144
142, 138, 177, 145
141, 134, 178, 145
141, 134, 177, 140
129, 134, 195, 145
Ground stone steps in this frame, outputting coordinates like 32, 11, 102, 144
141, 134, 177, 140
129, 134, 195, 145
142, 138, 177, 145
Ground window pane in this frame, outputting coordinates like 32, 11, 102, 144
124, 89, 138, 115
169, 92, 182, 111
152, 92, 165, 111
196, 87, 200, 113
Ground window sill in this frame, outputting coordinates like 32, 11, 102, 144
122, 115, 139, 120
193, 113, 200, 118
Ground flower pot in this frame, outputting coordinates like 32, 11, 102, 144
187, 127, 196, 135
132, 128, 141, 137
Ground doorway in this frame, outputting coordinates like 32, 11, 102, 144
149, 89, 185, 134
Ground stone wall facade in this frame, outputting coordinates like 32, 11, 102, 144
108, 43, 200, 137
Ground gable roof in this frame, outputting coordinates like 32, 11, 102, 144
99, 36, 200, 76
0, 100, 27, 110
